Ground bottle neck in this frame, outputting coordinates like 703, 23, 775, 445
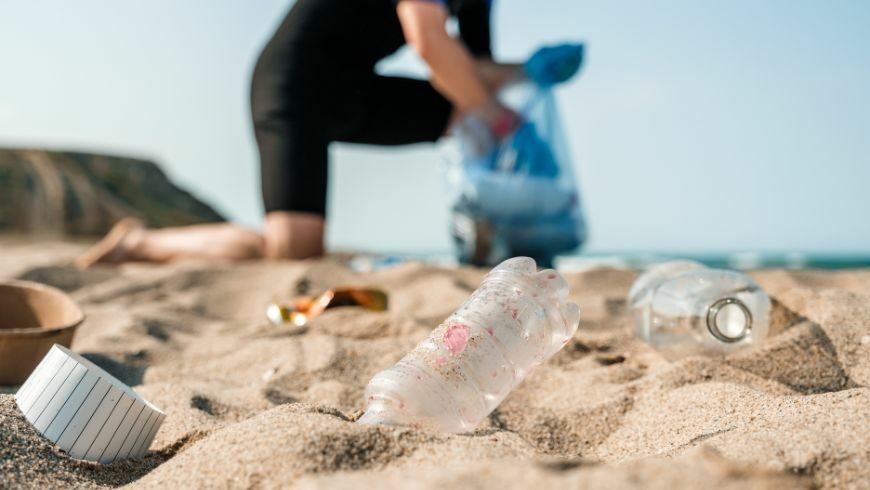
357, 400, 403, 427
705, 297, 753, 343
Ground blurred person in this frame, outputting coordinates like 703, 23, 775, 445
76, 0, 582, 267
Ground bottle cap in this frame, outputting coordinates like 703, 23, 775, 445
15, 344, 165, 463
706, 297, 752, 343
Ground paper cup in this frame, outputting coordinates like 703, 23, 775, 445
15, 344, 165, 463
0, 280, 84, 385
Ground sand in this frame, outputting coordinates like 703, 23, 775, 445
0, 240, 868, 489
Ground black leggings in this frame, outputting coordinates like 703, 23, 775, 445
250, 5, 453, 217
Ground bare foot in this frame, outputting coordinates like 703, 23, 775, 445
74, 218, 145, 269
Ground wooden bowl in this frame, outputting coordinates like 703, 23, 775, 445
0, 281, 84, 386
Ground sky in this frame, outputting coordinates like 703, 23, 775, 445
1, 0, 869, 254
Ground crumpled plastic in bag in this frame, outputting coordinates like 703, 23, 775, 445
446, 83, 587, 267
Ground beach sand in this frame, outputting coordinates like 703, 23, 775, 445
1, 240, 868, 489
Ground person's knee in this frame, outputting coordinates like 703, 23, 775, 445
264, 211, 325, 260
250, 33, 303, 130
250, 61, 282, 130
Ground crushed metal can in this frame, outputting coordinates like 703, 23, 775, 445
267, 288, 388, 327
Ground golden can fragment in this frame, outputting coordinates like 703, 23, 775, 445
267, 288, 388, 327
266, 303, 309, 327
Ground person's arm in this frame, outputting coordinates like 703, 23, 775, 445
473, 59, 523, 91
455, 1, 525, 92
396, 0, 490, 112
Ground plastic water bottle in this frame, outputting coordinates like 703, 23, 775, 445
358, 257, 580, 433
628, 261, 770, 360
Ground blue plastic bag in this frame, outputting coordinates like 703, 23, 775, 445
447, 83, 587, 267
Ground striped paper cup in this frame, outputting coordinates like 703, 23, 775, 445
15, 344, 165, 463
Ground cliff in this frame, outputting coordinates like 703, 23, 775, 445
0, 149, 225, 236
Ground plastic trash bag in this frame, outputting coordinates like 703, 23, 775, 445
446, 82, 587, 267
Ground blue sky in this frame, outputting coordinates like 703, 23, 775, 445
2, 0, 869, 254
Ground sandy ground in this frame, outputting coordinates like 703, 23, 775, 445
0, 240, 868, 489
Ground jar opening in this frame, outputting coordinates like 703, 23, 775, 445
706, 297, 752, 343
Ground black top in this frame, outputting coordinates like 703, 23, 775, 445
441, 0, 493, 58
288, 0, 492, 71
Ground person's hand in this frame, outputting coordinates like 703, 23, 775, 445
453, 99, 522, 158
454, 99, 559, 177
524, 43, 584, 88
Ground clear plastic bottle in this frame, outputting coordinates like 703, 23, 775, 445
358, 257, 580, 433
628, 261, 770, 360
